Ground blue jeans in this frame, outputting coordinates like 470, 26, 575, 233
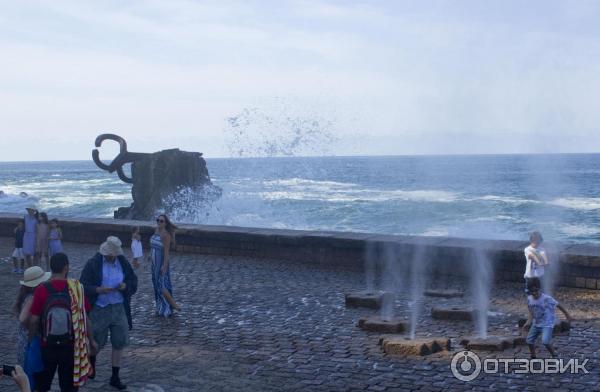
526, 325, 553, 345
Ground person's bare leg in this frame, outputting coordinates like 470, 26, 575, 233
528, 344, 537, 359
110, 349, 127, 389
112, 349, 123, 368
162, 288, 180, 311
12, 257, 18, 271
545, 344, 557, 357
42, 253, 49, 271
25, 255, 33, 268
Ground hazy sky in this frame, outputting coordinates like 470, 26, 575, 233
1, 0, 600, 161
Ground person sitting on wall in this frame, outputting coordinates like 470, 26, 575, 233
80, 236, 137, 390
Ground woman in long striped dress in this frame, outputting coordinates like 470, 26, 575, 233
150, 214, 180, 317
23, 207, 38, 268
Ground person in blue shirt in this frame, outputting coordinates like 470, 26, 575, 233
80, 236, 137, 390
523, 277, 571, 359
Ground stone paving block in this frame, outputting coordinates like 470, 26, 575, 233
459, 335, 512, 351
431, 306, 473, 320
345, 290, 390, 309
381, 336, 450, 356
423, 289, 464, 298
358, 316, 408, 333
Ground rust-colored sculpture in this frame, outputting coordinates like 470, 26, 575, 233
92, 133, 216, 220
92, 134, 151, 183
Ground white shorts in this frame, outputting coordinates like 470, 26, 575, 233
12, 248, 24, 259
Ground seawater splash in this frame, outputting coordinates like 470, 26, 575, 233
409, 245, 428, 339
364, 241, 377, 293
471, 248, 493, 339
225, 103, 339, 157
379, 244, 396, 321
159, 185, 222, 223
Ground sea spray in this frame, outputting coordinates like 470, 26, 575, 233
471, 248, 493, 339
409, 245, 428, 339
224, 102, 338, 158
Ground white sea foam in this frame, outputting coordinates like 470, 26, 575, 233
260, 178, 459, 203
558, 224, 600, 237
475, 195, 539, 205
548, 197, 600, 211
420, 227, 449, 236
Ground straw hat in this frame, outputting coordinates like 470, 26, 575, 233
99, 236, 124, 257
20, 266, 51, 288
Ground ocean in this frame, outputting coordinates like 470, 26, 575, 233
1, 154, 600, 244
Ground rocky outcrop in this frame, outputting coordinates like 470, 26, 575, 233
114, 148, 219, 220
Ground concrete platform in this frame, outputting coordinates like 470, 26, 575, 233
424, 289, 464, 298
459, 335, 512, 351
358, 315, 408, 333
380, 336, 451, 356
431, 306, 473, 321
344, 290, 390, 309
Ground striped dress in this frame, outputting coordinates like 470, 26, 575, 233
23, 214, 37, 256
150, 234, 174, 317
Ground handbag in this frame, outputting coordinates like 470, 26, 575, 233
24, 336, 44, 389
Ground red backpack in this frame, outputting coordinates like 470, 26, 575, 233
41, 282, 73, 347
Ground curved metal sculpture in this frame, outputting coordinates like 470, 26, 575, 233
92, 134, 149, 183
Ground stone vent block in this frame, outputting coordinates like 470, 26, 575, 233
460, 335, 512, 351
345, 291, 391, 309
358, 316, 408, 334
424, 289, 464, 298
380, 336, 451, 356
431, 306, 473, 321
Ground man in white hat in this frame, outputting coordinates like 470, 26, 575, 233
80, 236, 138, 390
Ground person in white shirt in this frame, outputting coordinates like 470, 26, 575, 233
523, 231, 549, 294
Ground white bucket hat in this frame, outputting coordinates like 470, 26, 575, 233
20, 266, 51, 288
99, 236, 124, 257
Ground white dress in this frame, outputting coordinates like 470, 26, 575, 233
131, 238, 143, 259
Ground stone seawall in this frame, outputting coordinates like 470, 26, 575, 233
1, 213, 599, 290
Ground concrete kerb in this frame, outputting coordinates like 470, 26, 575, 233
1, 213, 600, 289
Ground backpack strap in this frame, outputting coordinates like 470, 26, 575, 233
44, 281, 57, 294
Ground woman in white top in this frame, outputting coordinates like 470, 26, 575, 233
523, 231, 549, 294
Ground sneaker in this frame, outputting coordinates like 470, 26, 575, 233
12, 268, 19, 274
110, 376, 127, 390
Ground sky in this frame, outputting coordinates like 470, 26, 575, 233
1, 0, 600, 161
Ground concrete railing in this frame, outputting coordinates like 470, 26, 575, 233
1, 213, 599, 290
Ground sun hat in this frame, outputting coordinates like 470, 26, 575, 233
99, 236, 124, 257
20, 266, 51, 288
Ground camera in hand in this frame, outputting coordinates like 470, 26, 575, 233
2, 364, 16, 376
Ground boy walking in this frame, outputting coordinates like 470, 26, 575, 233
524, 277, 571, 359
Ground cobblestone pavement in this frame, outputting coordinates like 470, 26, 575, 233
1, 237, 599, 391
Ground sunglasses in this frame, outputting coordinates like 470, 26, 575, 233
156, 218, 165, 223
